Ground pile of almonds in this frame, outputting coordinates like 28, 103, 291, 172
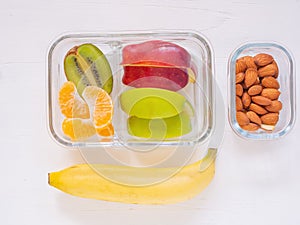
235, 53, 282, 131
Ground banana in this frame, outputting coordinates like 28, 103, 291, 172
48, 150, 216, 205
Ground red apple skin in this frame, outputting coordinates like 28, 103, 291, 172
122, 40, 191, 68
122, 65, 188, 91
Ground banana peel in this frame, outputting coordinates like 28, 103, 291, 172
48, 149, 216, 205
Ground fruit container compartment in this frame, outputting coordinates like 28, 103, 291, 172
228, 42, 296, 140
47, 31, 217, 166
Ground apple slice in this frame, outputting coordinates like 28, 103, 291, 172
121, 41, 196, 91
122, 65, 189, 91
121, 40, 191, 67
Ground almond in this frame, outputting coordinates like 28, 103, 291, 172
261, 77, 280, 89
236, 84, 243, 97
236, 59, 247, 74
241, 123, 259, 131
248, 85, 262, 96
258, 64, 278, 77
261, 88, 281, 100
265, 100, 282, 113
236, 96, 243, 111
251, 96, 272, 106
260, 113, 279, 125
249, 103, 268, 115
241, 56, 257, 69
242, 92, 251, 108
260, 124, 275, 131
236, 72, 245, 83
236, 111, 250, 126
272, 61, 279, 78
246, 111, 262, 125
254, 77, 260, 85
254, 53, 274, 67
244, 68, 258, 88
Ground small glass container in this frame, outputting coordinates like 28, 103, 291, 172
228, 42, 296, 140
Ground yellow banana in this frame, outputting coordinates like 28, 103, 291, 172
48, 150, 216, 204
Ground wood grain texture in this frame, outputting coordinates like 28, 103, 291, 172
0, 0, 300, 225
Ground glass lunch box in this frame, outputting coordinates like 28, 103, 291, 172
47, 30, 223, 169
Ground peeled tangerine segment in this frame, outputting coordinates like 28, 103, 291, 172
82, 86, 114, 130
64, 43, 113, 95
96, 123, 114, 137
128, 111, 192, 139
58, 81, 90, 119
62, 118, 96, 141
120, 88, 187, 119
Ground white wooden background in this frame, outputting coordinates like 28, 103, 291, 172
0, 0, 299, 224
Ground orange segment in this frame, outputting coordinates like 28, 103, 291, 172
62, 118, 96, 140
82, 86, 114, 129
96, 123, 114, 137
59, 82, 90, 119
93, 90, 113, 128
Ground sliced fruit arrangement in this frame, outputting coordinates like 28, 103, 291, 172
235, 53, 282, 131
58, 43, 115, 140
64, 43, 113, 95
121, 40, 196, 91
59, 41, 195, 140
48, 149, 216, 205
120, 87, 193, 139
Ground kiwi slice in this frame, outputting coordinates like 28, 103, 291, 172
64, 43, 113, 95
